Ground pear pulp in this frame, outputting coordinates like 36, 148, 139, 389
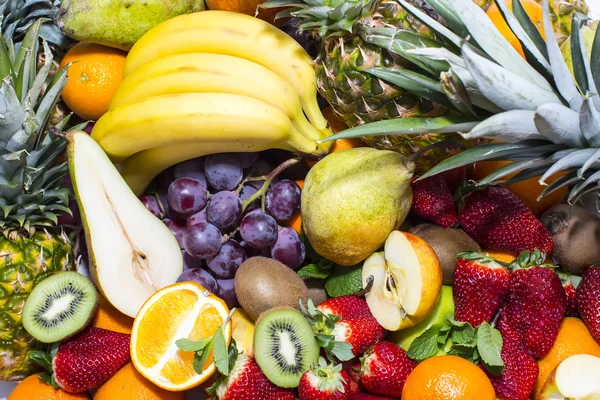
302, 148, 413, 266
68, 131, 182, 317
56, 0, 205, 51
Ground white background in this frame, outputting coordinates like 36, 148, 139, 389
1, 3, 600, 398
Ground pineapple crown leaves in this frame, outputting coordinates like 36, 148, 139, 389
299, 299, 355, 362
316, 0, 600, 201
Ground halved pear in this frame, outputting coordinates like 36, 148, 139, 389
540, 354, 600, 399
362, 231, 442, 331
68, 131, 182, 317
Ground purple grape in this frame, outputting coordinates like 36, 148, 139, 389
240, 212, 278, 249
248, 160, 273, 176
57, 198, 81, 226
177, 268, 218, 293
163, 218, 186, 249
173, 157, 207, 187
206, 191, 242, 232
83, 121, 95, 134
182, 250, 203, 270
205, 154, 243, 191
265, 179, 302, 221
239, 184, 259, 210
216, 278, 238, 308
187, 208, 207, 228
167, 178, 208, 215
236, 153, 260, 169
270, 227, 306, 269
207, 240, 247, 278
140, 194, 162, 218
184, 223, 222, 259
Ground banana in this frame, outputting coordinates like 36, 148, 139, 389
110, 55, 323, 141
118, 141, 295, 195
92, 92, 320, 162
123, 11, 328, 132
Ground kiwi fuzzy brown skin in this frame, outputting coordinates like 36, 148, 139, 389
304, 279, 328, 306
541, 205, 600, 275
410, 224, 481, 284
234, 257, 309, 320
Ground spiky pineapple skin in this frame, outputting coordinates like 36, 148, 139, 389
0, 232, 74, 381
543, 0, 590, 44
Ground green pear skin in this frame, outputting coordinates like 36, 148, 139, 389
56, 0, 206, 51
302, 147, 413, 266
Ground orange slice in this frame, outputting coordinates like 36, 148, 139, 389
131, 282, 231, 391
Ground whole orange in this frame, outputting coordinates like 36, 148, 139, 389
60, 42, 127, 121
205, 0, 281, 24
533, 317, 600, 399
402, 355, 496, 400
94, 363, 185, 400
90, 296, 134, 334
8, 374, 91, 400
486, 0, 546, 57
472, 160, 567, 216
282, 179, 304, 234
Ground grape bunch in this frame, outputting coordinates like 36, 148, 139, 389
140, 152, 306, 308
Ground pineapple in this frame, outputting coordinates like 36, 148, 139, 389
543, 0, 589, 43
325, 0, 600, 204
0, 20, 76, 381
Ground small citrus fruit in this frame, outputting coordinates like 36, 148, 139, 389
486, 0, 545, 58
60, 42, 127, 120
91, 296, 134, 334
402, 355, 496, 400
130, 281, 231, 391
282, 179, 304, 234
533, 317, 600, 399
8, 374, 91, 400
481, 249, 516, 263
94, 363, 185, 400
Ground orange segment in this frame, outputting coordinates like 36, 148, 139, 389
131, 282, 231, 391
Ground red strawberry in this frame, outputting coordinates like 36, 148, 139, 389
482, 317, 538, 400
453, 252, 510, 327
458, 186, 553, 255
503, 253, 566, 358
559, 273, 580, 317
30, 328, 130, 393
410, 175, 458, 227
359, 341, 417, 398
215, 354, 295, 400
298, 358, 351, 400
305, 297, 385, 360
576, 265, 600, 344
441, 167, 467, 193
350, 394, 397, 400
342, 359, 362, 394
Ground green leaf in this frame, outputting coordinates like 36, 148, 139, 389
0, 35, 11, 82
451, 323, 476, 346
324, 265, 363, 297
407, 326, 442, 361
463, 110, 542, 142
424, 0, 468, 37
193, 340, 214, 375
441, 69, 478, 118
176, 337, 212, 353
476, 322, 504, 376
571, 13, 593, 94
331, 341, 354, 362
591, 20, 600, 93
512, 0, 548, 60
298, 261, 331, 280
213, 327, 230, 376
396, 0, 463, 47
29, 350, 52, 372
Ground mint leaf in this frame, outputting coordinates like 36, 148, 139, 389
451, 324, 476, 346
193, 340, 214, 375
213, 327, 230, 376
407, 326, 442, 361
324, 265, 363, 297
176, 337, 211, 352
298, 261, 331, 280
446, 317, 469, 328
476, 322, 504, 376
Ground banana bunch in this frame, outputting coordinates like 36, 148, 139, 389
91, 10, 332, 195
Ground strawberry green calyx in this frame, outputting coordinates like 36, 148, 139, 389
508, 249, 554, 271
456, 251, 510, 267
311, 357, 348, 393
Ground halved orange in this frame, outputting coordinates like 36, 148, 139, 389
130, 282, 231, 391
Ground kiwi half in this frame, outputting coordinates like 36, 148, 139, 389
253, 307, 319, 388
22, 272, 98, 343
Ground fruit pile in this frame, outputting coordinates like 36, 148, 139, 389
2, 0, 600, 400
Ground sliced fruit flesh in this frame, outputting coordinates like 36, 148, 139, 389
555, 354, 600, 398
384, 231, 423, 315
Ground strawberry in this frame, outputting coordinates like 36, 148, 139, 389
31, 328, 130, 393
214, 354, 295, 400
482, 317, 539, 400
458, 186, 553, 255
559, 273, 580, 317
298, 358, 351, 400
410, 175, 458, 227
342, 359, 362, 395
576, 265, 600, 344
502, 251, 566, 358
304, 297, 385, 361
453, 252, 510, 327
359, 341, 417, 398
441, 166, 467, 193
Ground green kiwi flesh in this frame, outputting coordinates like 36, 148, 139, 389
253, 307, 319, 388
22, 272, 98, 343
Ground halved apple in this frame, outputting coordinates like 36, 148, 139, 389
539, 354, 600, 399
362, 231, 442, 331
68, 131, 182, 317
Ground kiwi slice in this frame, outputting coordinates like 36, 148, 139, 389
22, 272, 98, 343
254, 307, 319, 388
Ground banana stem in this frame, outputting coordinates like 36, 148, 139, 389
241, 157, 301, 212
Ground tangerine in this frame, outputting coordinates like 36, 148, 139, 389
8, 374, 91, 400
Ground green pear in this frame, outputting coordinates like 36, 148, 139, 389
301, 148, 413, 266
56, 0, 206, 51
